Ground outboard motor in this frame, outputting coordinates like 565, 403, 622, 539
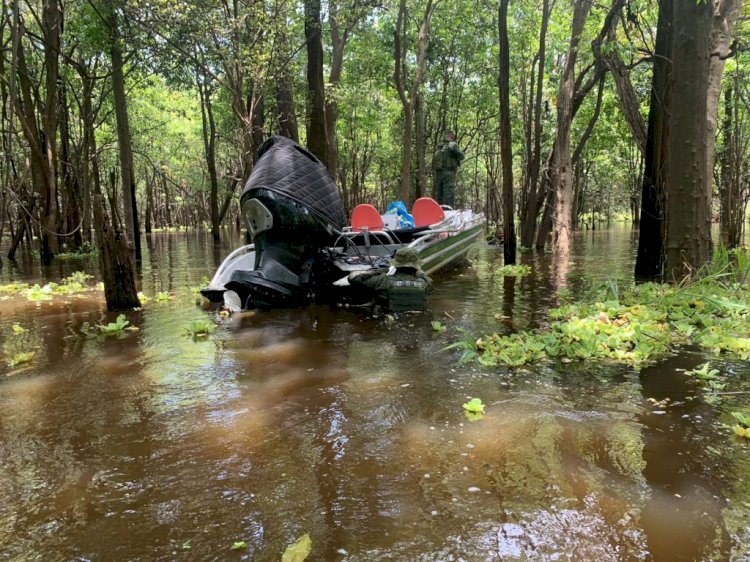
225, 136, 345, 308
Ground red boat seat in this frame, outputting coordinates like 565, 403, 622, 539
351, 204, 384, 232
412, 197, 445, 227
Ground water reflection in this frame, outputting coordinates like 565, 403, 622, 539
0, 227, 748, 559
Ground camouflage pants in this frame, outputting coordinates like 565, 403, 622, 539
435, 170, 456, 208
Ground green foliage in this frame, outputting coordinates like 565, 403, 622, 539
731, 412, 750, 439
98, 314, 130, 335
7, 351, 35, 368
495, 264, 531, 277
231, 541, 248, 551
431, 320, 446, 333
184, 319, 216, 338
463, 397, 485, 414
11, 324, 27, 335
456, 273, 750, 368
155, 292, 173, 303
0, 283, 29, 295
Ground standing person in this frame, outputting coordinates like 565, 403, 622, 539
432, 130, 465, 207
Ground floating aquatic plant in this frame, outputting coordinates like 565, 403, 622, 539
731, 412, 750, 439
184, 319, 216, 338
495, 264, 531, 277
7, 351, 35, 367
452, 248, 750, 369
98, 314, 130, 335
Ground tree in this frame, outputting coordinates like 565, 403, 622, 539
305, 0, 328, 166
498, 0, 516, 263
664, 0, 713, 281
635, 0, 671, 280
394, 0, 438, 204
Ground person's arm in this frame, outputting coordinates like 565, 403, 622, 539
448, 141, 465, 163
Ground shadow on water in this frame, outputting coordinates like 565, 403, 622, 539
0, 225, 748, 560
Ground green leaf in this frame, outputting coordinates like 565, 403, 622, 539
231, 541, 248, 550
463, 397, 485, 414
281, 533, 312, 562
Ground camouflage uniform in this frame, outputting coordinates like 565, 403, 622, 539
433, 137, 465, 207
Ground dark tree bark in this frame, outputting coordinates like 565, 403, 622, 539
93, 187, 140, 310
519, 0, 550, 248
498, 0, 516, 263
551, 0, 592, 254
305, 0, 328, 166
664, 0, 712, 281
635, 0, 672, 281
394, 0, 436, 203
415, 92, 426, 200
109, 2, 141, 262
276, 79, 299, 143
198, 73, 221, 241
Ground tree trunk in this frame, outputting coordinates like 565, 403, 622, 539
415, 92, 426, 200
276, 78, 299, 142
664, 0, 712, 281
93, 186, 140, 311
705, 0, 738, 212
394, 0, 435, 204
519, 0, 550, 248
635, 0, 672, 281
109, 2, 141, 263
304, 0, 328, 167
499, 0, 516, 264
551, 0, 592, 254
198, 75, 221, 241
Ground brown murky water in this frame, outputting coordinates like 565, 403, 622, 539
1, 228, 749, 561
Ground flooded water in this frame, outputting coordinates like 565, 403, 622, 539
1, 227, 749, 561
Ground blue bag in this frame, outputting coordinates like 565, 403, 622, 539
385, 201, 415, 229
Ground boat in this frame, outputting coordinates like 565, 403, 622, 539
202, 136, 486, 311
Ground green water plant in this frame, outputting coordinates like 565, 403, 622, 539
463, 397, 485, 414
98, 314, 130, 335
731, 412, 750, 439
454, 255, 750, 368
496, 264, 531, 277
184, 319, 216, 338
7, 351, 35, 367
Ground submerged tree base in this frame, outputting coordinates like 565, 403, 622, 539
459, 252, 750, 368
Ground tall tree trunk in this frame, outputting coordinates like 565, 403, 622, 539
109, 2, 141, 263
705, 0, 738, 211
198, 75, 221, 241
394, 0, 435, 204
93, 185, 140, 310
519, 0, 550, 248
635, 0, 672, 280
664, 0, 712, 281
499, 0, 516, 264
305, 0, 328, 166
415, 92, 426, 200
39, 0, 60, 264
276, 78, 299, 142
551, 0, 592, 254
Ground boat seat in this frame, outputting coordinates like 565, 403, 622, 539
412, 197, 446, 227
351, 204, 384, 232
